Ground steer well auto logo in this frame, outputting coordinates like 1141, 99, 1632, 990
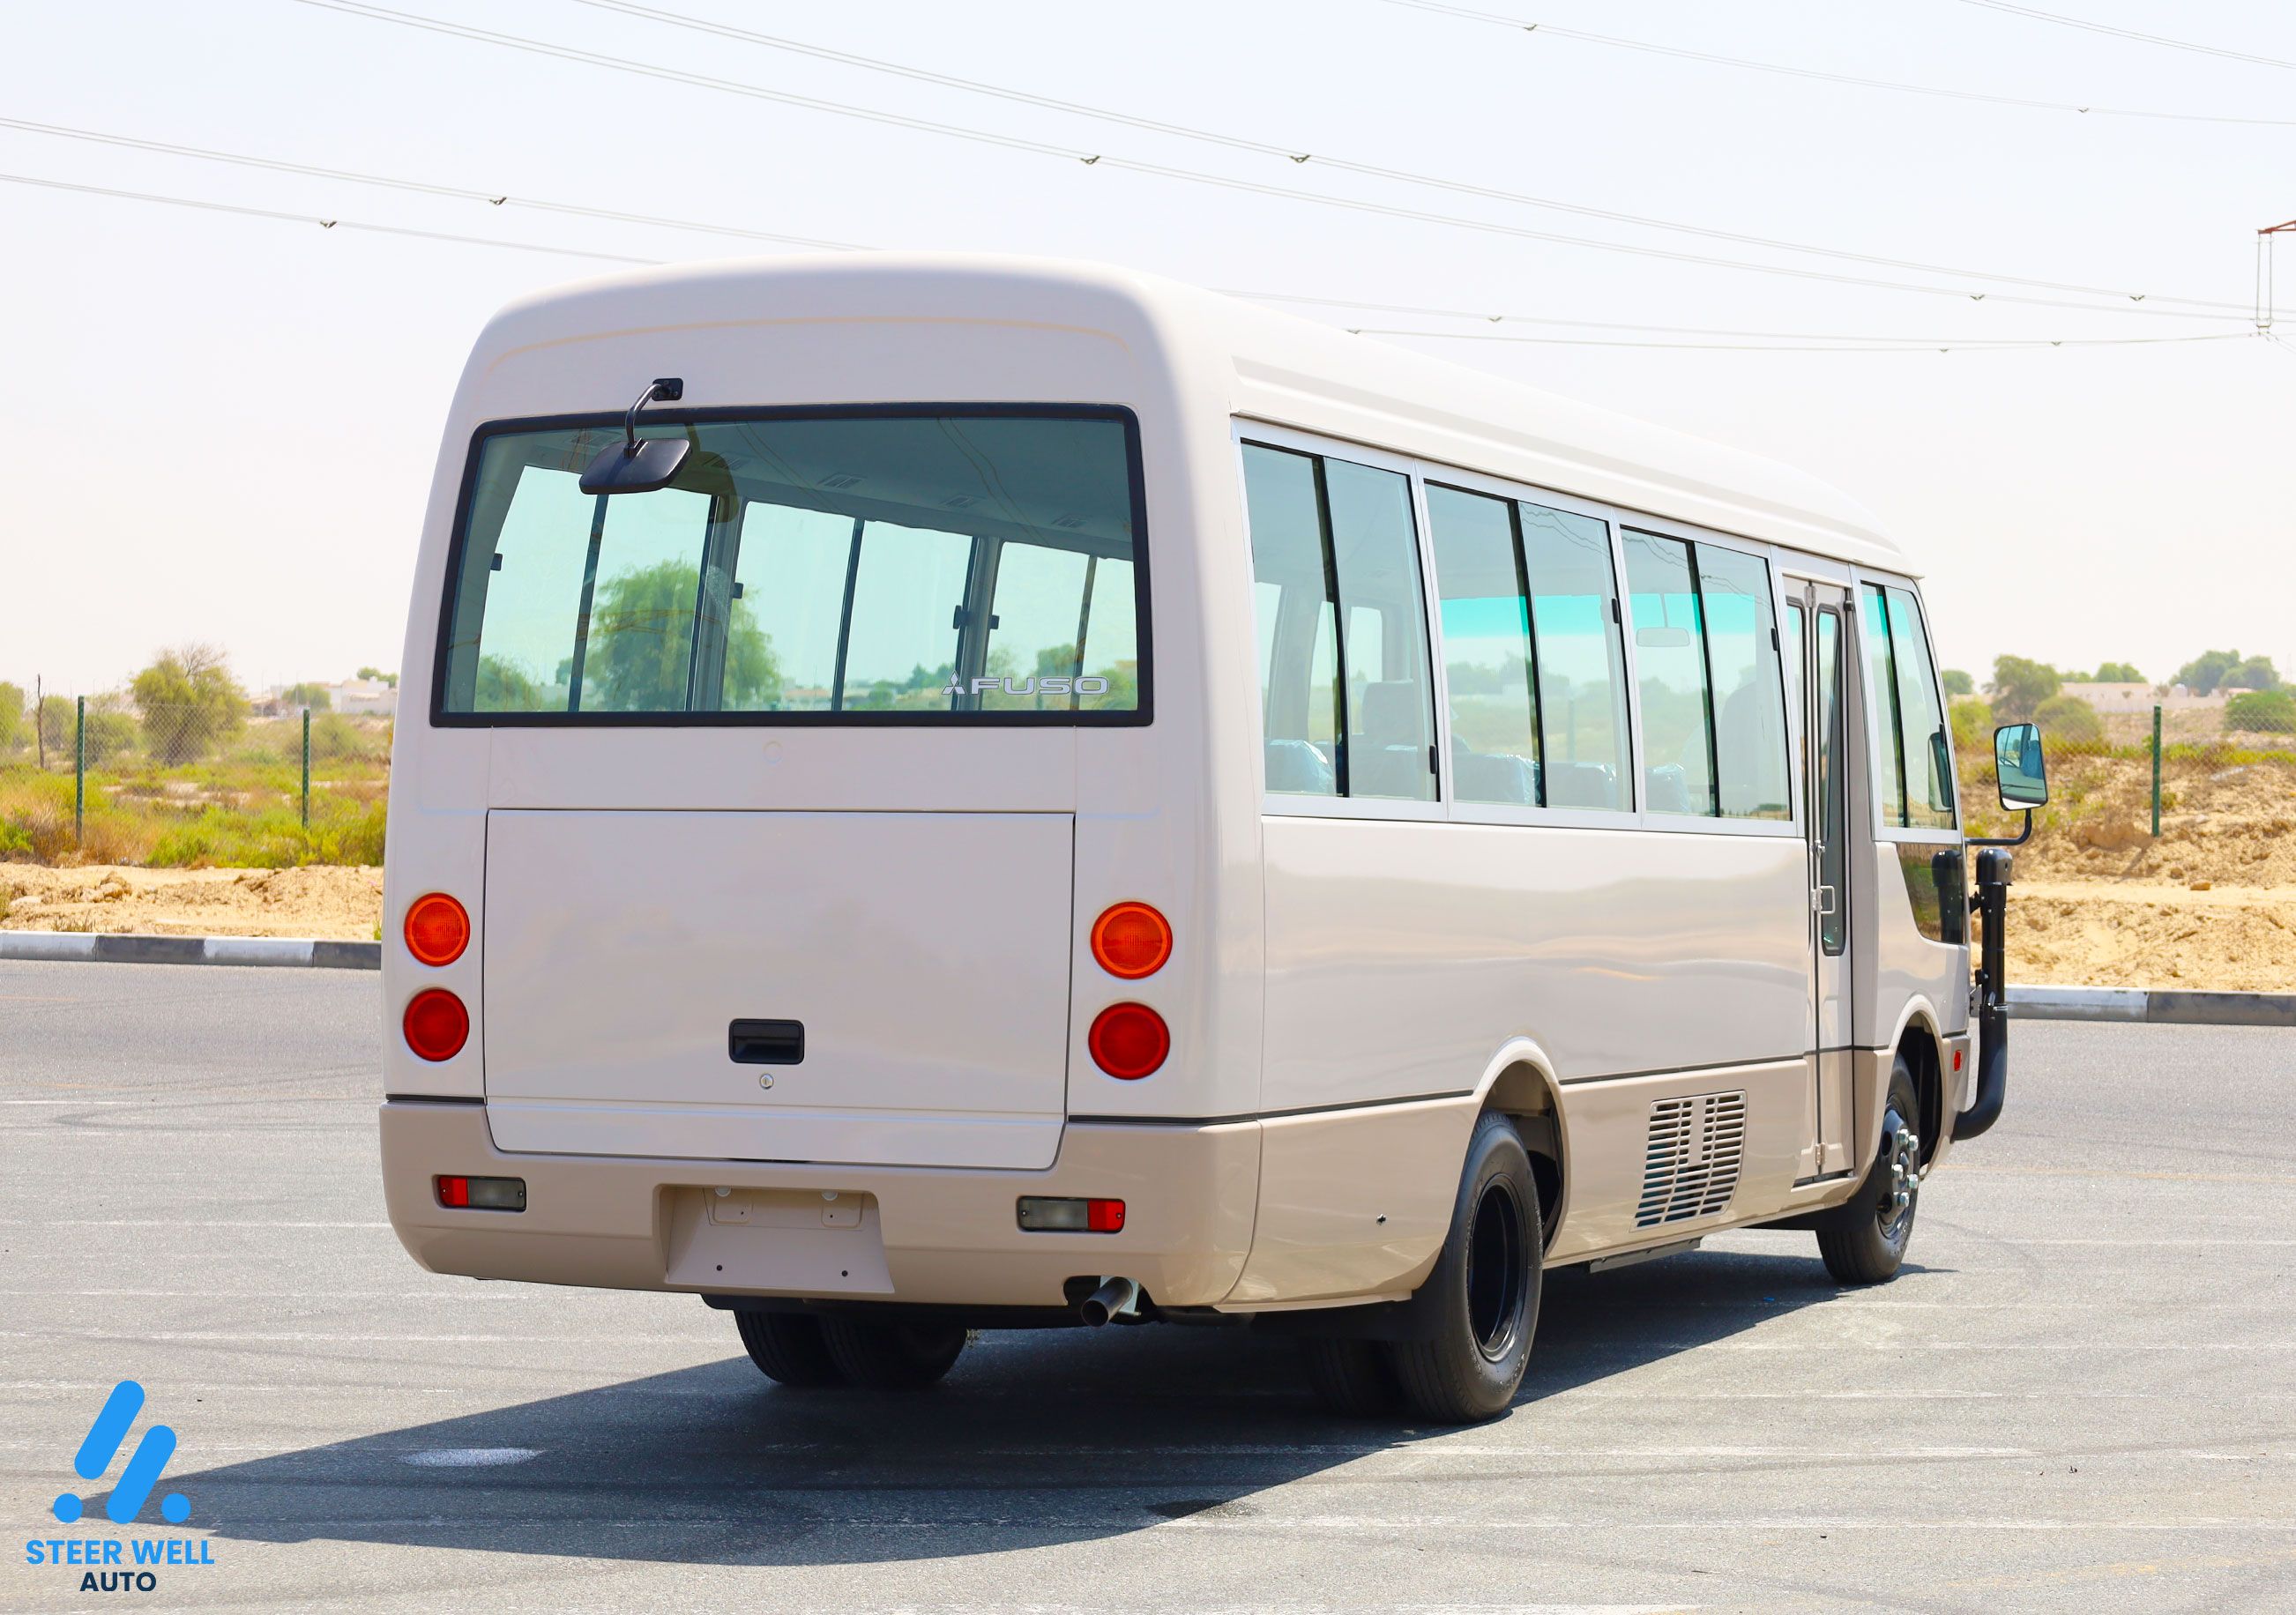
23, 1381, 217, 1594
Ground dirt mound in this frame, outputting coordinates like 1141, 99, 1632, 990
0, 864, 383, 940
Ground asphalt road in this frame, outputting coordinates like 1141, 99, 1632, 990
4, 960, 2292, 1613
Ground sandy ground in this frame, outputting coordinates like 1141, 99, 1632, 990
3, 755, 2288, 987
1990, 756, 2295, 990
0, 864, 381, 941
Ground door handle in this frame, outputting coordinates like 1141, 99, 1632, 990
1813, 885, 1838, 917
728, 1019, 804, 1065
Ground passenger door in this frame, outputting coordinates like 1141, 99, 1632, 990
1790, 583, 1856, 1178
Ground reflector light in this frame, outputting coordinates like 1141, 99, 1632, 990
436, 1175, 526, 1211
404, 893, 470, 967
1090, 902, 1173, 979
1953, 1048, 1964, 1071
403, 988, 469, 1062
1088, 1002, 1168, 1080
1017, 1195, 1125, 1232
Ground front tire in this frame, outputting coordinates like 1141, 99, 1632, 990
1816, 1053, 1923, 1285
817, 1317, 968, 1388
1388, 1111, 1543, 1424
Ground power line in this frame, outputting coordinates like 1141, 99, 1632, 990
4, 159, 2254, 358
279, 0, 2245, 322
1383, 0, 2296, 128
0, 116, 866, 251
570, 0, 2250, 312
0, 170, 653, 264
1949, 0, 2296, 71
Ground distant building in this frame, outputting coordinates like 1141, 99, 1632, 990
2059, 681, 2231, 715
324, 679, 399, 717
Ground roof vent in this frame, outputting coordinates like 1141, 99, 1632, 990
817, 473, 863, 489
1636, 1091, 1746, 1227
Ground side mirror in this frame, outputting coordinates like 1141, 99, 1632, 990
1994, 722, 2047, 808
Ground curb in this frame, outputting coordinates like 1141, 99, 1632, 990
2006, 984, 2296, 1028
3, 936, 2292, 1023
0, 933, 380, 971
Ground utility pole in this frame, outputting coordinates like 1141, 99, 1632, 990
2259, 219, 2296, 332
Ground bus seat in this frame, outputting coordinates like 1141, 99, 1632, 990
1264, 738, 1336, 794
1544, 760, 1617, 810
1644, 763, 1691, 815
1350, 681, 1432, 799
1452, 748, 1536, 805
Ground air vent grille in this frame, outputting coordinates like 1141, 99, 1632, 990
1636, 1090, 1747, 1227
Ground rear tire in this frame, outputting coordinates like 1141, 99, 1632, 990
1301, 1336, 1404, 1417
734, 1309, 843, 1388
1389, 1110, 1542, 1424
817, 1317, 968, 1388
1817, 1053, 1923, 1285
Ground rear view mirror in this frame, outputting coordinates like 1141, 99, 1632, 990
1994, 722, 2046, 808
579, 435, 690, 495
1635, 626, 1693, 650
579, 376, 689, 495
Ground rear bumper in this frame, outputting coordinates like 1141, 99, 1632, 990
378, 1099, 1259, 1308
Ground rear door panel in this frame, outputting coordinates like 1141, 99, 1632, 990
482, 809, 1074, 1169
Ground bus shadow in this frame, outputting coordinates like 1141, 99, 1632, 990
171, 1241, 1875, 1566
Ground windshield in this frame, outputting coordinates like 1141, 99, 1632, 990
436, 408, 1144, 722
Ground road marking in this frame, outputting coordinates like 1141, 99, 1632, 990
399, 1448, 542, 1468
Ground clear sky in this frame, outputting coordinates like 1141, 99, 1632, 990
4, 0, 2292, 696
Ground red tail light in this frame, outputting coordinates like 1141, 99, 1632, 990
404, 893, 470, 967
1090, 902, 1172, 979
403, 988, 469, 1061
1088, 1002, 1169, 1080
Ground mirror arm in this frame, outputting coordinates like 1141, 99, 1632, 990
1966, 808, 2033, 849
623, 376, 684, 449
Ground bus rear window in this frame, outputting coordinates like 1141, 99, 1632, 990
436, 409, 1145, 722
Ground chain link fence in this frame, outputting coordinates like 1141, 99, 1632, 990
0, 679, 390, 867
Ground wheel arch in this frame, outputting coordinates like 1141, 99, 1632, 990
1469, 1037, 1568, 1248
1885, 995, 1947, 1168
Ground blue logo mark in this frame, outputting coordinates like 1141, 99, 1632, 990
54, 1381, 190, 1526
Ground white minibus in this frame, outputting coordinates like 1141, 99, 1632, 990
379, 256, 2045, 1422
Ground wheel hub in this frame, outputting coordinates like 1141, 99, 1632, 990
1881, 1111, 1920, 1241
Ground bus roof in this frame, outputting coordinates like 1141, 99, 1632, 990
475, 253, 1911, 575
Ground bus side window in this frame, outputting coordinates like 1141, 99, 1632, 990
1323, 459, 1436, 802
1428, 483, 1541, 808
1883, 587, 1956, 830
1861, 583, 1907, 826
1522, 502, 1631, 812
1244, 445, 1341, 796
1622, 531, 1718, 816
1697, 545, 1792, 821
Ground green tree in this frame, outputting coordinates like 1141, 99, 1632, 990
581, 561, 779, 711
81, 699, 138, 765
1949, 696, 1993, 755
2172, 649, 2242, 695
1988, 655, 2061, 722
475, 655, 544, 712
355, 666, 399, 688
1941, 668, 1975, 697
2226, 688, 2296, 733
0, 681, 25, 752
2229, 654, 2279, 692
130, 644, 249, 764
37, 695, 75, 755
2033, 693, 2103, 746
2091, 661, 2144, 683
281, 681, 332, 712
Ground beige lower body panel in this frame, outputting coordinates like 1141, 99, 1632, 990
1221, 1094, 1480, 1307
380, 1101, 1259, 1308
1546, 1059, 1807, 1262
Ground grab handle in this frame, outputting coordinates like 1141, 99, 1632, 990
728, 1019, 804, 1066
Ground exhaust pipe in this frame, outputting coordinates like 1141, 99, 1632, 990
1078, 1276, 1140, 1327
